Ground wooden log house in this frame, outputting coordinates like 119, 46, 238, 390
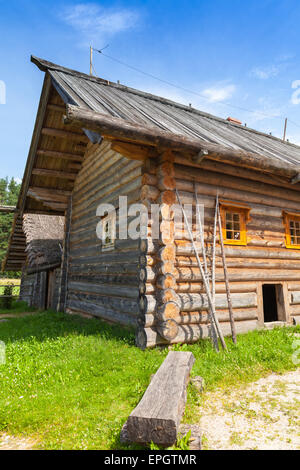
4, 56, 300, 348
4, 213, 64, 309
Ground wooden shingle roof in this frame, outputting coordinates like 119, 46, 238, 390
32, 56, 300, 168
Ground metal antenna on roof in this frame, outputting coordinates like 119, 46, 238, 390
90, 46, 93, 76
283, 118, 288, 141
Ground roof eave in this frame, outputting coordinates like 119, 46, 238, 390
64, 103, 300, 181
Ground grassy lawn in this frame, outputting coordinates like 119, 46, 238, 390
0, 300, 36, 315
0, 309, 299, 450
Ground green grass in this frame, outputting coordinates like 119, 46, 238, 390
0, 310, 299, 449
0, 300, 36, 315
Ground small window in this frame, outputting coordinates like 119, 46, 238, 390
283, 211, 300, 249
100, 212, 116, 251
220, 201, 250, 246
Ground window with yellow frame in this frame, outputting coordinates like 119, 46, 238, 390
219, 201, 251, 246
283, 211, 300, 249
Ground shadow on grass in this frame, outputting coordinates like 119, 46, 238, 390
0, 308, 136, 347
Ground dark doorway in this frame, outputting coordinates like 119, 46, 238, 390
262, 284, 279, 322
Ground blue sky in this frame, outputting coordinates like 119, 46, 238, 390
1, 0, 300, 180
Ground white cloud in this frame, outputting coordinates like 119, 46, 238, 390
61, 3, 139, 45
250, 65, 280, 80
201, 84, 236, 103
291, 80, 300, 105
15, 177, 22, 184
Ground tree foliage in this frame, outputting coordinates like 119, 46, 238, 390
0, 177, 21, 278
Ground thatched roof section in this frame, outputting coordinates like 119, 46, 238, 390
3, 214, 65, 272
23, 214, 64, 270
23, 214, 64, 243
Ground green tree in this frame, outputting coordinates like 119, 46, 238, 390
0, 177, 21, 278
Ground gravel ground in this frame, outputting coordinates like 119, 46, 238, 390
199, 370, 300, 450
0, 433, 36, 450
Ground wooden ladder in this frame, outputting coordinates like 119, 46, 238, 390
175, 188, 227, 351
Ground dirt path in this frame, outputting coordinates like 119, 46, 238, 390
0, 312, 38, 320
0, 433, 36, 450
199, 370, 300, 450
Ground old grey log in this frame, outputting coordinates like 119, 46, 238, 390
125, 351, 195, 446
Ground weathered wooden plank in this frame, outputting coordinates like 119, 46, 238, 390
137, 320, 258, 348
290, 291, 300, 305
125, 351, 195, 446
140, 292, 257, 315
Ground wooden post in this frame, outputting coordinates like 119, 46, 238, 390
216, 196, 237, 344
90, 46, 93, 76
283, 118, 287, 141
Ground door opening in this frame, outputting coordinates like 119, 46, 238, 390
262, 284, 279, 322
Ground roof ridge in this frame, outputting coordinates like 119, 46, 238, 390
31, 55, 300, 151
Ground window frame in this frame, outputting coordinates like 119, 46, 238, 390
283, 211, 300, 250
100, 212, 116, 252
219, 200, 251, 246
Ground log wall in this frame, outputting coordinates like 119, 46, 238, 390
63, 139, 300, 347
19, 266, 61, 310
19, 269, 36, 306
65, 140, 143, 326
137, 155, 300, 347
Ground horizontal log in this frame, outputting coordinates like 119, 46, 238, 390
137, 320, 259, 348
68, 291, 138, 315
140, 308, 258, 328
176, 183, 300, 212
174, 166, 300, 204
32, 168, 77, 180
176, 281, 258, 294
67, 281, 139, 299
125, 351, 195, 445
0, 205, 16, 213
66, 300, 137, 326
288, 283, 300, 291
290, 291, 300, 305
64, 104, 300, 180
175, 157, 300, 192
41, 127, 89, 142
37, 149, 84, 162
143, 264, 300, 283
175, 243, 300, 260
140, 292, 257, 315
175, 257, 300, 271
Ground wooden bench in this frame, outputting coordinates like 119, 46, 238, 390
122, 350, 195, 446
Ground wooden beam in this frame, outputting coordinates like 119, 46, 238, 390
123, 351, 195, 446
291, 173, 300, 184
32, 168, 77, 180
19, 74, 52, 216
67, 162, 82, 171
41, 127, 89, 143
111, 141, 153, 161
0, 205, 16, 213
37, 149, 84, 162
47, 103, 65, 113
28, 187, 69, 203
65, 104, 300, 179
29, 186, 72, 197
42, 201, 68, 211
